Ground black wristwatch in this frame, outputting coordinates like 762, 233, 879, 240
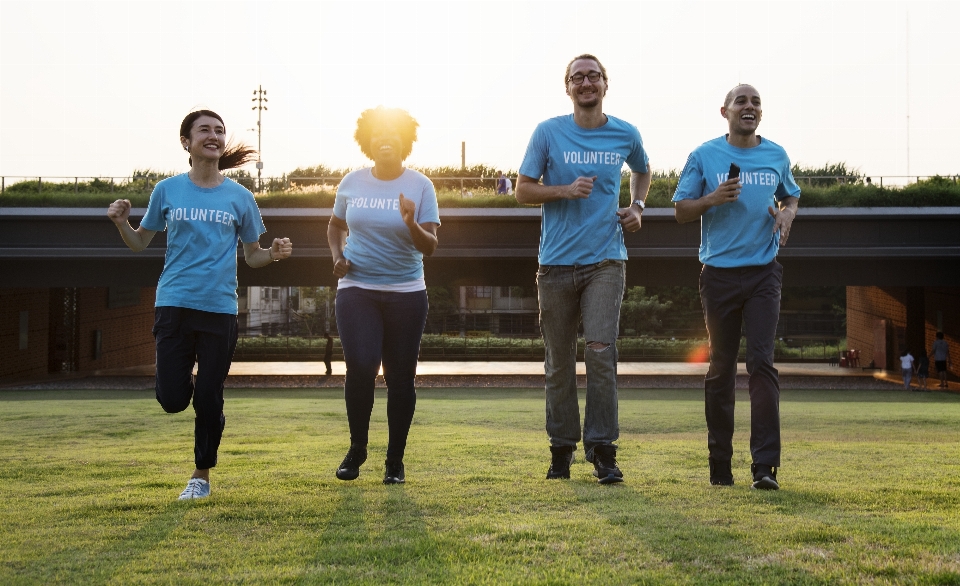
632, 199, 646, 213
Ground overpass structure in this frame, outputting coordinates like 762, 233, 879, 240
3, 207, 959, 288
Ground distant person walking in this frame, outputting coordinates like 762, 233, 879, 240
323, 331, 334, 376
932, 331, 951, 389
107, 110, 293, 500
900, 350, 915, 390
496, 171, 508, 195
516, 54, 651, 484
673, 84, 801, 490
328, 106, 440, 485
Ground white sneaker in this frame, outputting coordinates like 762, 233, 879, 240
177, 478, 211, 500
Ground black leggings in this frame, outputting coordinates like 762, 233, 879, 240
152, 307, 237, 469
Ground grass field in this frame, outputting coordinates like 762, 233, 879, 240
1, 387, 959, 585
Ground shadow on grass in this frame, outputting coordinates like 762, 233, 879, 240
569, 482, 822, 584
304, 483, 450, 582
14, 501, 189, 583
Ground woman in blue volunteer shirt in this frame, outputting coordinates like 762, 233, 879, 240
107, 110, 293, 500
328, 106, 440, 485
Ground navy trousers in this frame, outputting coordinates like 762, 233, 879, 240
700, 261, 783, 468
152, 307, 237, 470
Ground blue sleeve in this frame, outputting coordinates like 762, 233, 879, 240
776, 159, 801, 200
625, 127, 649, 174
238, 192, 266, 243
518, 124, 548, 180
416, 177, 441, 225
140, 184, 166, 231
672, 153, 705, 201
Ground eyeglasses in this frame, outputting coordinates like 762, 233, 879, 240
567, 72, 603, 85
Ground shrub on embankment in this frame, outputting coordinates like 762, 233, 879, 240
3, 170, 959, 208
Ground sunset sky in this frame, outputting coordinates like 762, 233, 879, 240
1, 1, 957, 184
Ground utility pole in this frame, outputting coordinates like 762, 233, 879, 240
251, 86, 268, 192
460, 141, 466, 197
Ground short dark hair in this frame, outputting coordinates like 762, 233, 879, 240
179, 109, 257, 171
937, 331, 945, 340
565, 54, 608, 88
353, 106, 419, 161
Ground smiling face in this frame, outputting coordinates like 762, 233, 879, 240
565, 58, 607, 109
721, 84, 762, 137
368, 127, 404, 166
180, 115, 226, 163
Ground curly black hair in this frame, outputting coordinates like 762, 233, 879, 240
353, 106, 419, 161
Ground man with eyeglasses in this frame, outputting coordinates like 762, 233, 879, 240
516, 54, 651, 484
672, 84, 800, 490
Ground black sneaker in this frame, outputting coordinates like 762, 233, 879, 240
592, 445, 624, 484
383, 459, 405, 485
709, 458, 734, 486
546, 446, 575, 480
751, 464, 780, 490
336, 444, 367, 481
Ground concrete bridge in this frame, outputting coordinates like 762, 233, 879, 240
3, 207, 959, 289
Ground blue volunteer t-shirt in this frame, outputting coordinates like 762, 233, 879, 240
140, 174, 266, 314
333, 168, 441, 285
519, 114, 649, 266
672, 136, 801, 268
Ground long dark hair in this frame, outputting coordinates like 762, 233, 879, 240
180, 110, 257, 170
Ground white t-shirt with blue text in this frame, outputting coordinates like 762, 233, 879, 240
333, 168, 441, 287
519, 114, 649, 266
140, 174, 266, 314
672, 136, 801, 268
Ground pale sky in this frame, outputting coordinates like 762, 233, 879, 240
1, 1, 957, 183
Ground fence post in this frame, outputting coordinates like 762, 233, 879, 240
110, 177, 114, 193
38, 177, 42, 193
75, 177, 78, 193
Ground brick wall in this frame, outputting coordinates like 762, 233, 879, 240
76, 287, 156, 372
848, 286, 958, 378
0, 288, 51, 379
925, 288, 960, 379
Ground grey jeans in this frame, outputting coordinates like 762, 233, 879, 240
700, 260, 783, 467
537, 259, 625, 460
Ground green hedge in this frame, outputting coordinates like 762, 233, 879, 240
232, 334, 844, 362
6, 175, 958, 209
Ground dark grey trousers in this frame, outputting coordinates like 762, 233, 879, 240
699, 260, 782, 467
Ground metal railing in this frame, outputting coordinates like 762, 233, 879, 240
7, 174, 954, 195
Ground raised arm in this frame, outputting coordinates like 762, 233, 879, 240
514, 174, 597, 205
674, 177, 742, 224
243, 237, 292, 268
107, 199, 157, 252
399, 193, 438, 256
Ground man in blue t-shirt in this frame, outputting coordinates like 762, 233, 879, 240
673, 84, 801, 491
516, 54, 652, 485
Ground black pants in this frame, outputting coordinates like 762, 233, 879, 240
152, 307, 237, 470
700, 261, 782, 467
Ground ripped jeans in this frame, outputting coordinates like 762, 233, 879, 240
537, 260, 625, 460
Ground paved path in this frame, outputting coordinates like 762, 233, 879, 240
3, 361, 955, 392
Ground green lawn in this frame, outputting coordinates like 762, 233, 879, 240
1, 388, 959, 585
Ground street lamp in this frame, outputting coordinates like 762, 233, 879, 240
251, 86, 268, 192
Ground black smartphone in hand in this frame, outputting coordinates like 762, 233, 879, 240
729, 163, 740, 180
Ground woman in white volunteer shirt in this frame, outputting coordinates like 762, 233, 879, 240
328, 107, 440, 485
107, 110, 292, 500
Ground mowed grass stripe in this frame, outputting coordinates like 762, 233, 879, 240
1, 388, 958, 585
